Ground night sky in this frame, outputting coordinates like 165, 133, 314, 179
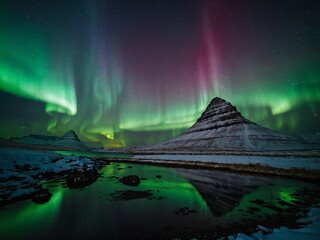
0, 0, 319, 147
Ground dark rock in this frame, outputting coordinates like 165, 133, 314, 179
3, 175, 26, 182
31, 189, 53, 204
51, 157, 63, 163
248, 207, 260, 212
15, 164, 31, 172
66, 168, 99, 188
174, 207, 197, 215
250, 199, 266, 205
155, 175, 162, 179
32, 171, 55, 180
110, 190, 153, 201
278, 200, 290, 206
119, 175, 141, 187
265, 205, 282, 212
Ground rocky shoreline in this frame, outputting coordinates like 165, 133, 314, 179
0, 148, 108, 206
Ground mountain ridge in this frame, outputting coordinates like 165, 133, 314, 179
9, 130, 90, 151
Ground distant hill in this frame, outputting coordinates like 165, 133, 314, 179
8, 130, 91, 151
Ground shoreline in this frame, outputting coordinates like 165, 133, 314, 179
95, 148, 320, 158
101, 157, 320, 181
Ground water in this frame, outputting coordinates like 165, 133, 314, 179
0, 162, 319, 239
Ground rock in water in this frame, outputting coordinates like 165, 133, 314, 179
66, 168, 99, 188
31, 188, 53, 204
119, 175, 141, 186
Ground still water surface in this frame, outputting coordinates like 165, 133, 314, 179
0, 161, 319, 239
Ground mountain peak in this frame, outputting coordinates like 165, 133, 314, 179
62, 130, 80, 141
209, 97, 227, 105
196, 97, 244, 124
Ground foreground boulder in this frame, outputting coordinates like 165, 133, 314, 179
66, 168, 99, 188
31, 188, 53, 204
119, 175, 141, 186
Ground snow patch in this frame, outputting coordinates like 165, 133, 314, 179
229, 208, 320, 240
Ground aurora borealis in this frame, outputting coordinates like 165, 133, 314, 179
0, 0, 319, 147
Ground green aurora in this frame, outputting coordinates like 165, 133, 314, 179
0, 0, 319, 147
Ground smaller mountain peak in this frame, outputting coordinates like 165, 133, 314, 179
62, 130, 80, 141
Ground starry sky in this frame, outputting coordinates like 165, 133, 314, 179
0, 0, 319, 147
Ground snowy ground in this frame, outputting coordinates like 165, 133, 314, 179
0, 147, 100, 204
133, 154, 320, 170
228, 207, 320, 240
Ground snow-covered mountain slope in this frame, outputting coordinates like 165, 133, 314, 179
10, 130, 91, 151
149, 97, 317, 151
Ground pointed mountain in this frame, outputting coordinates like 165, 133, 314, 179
62, 130, 80, 141
151, 97, 312, 151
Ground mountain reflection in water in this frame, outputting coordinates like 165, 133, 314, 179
177, 168, 319, 220
177, 169, 264, 216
